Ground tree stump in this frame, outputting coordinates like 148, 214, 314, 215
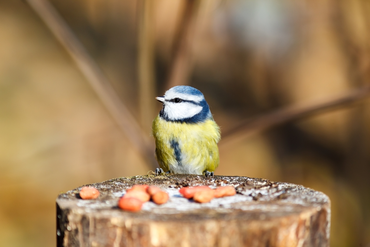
56, 175, 330, 247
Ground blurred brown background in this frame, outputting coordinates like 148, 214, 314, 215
1, 0, 370, 246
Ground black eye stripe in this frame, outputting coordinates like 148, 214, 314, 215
165, 98, 199, 104
169, 98, 182, 103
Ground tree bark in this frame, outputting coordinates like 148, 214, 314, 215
57, 175, 330, 247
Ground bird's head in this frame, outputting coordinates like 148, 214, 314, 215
156, 86, 212, 123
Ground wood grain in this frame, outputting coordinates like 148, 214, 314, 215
57, 175, 330, 247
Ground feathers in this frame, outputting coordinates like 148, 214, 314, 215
159, 86, 211, 123
153, 116, 220, 175
161, 101, 203, 122
153, 85, 221, 175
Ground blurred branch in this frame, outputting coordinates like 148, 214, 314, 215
26, 0, 157, 169
165, 0, 200, 89
137, 0, 156, 130
220, 86, 370, 149
332, 3, 370, 182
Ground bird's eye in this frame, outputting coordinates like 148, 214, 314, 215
173, 98, 182, 103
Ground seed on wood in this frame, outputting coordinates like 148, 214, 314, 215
118, 197, 143, 212
179, 186, 212, 199
214, 186, 236, 198
126, 185, 149, 193
79, 187, 100, 200
152, 191, 169, 205
147, 186, 161, 196
193, 190, 215, 203
124, 190, 150, 202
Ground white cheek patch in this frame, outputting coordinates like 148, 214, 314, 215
165, 102, 202, 120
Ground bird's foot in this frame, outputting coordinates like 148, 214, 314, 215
155, 168, 165, 176
204, 171, 214, 177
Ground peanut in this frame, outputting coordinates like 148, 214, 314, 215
79, 186, 100, 200
147, 186, 161, 196
179, 186, 212, 199
118, 197, 143, 212
124, 190, 150, 202
193, 190, 215, 203
126, 184, 149, 192
152, 191, 169, 205
214, 186, 236, 198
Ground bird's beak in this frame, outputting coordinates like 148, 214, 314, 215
156, 96, 165, 103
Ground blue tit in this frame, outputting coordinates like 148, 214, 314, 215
152, 85, 220, 176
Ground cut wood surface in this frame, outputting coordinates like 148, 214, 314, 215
56, 175, 331, 247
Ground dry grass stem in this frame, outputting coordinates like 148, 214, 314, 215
26, 0, 157, 169
137, 0, 156, 130
165, 0, 200, 89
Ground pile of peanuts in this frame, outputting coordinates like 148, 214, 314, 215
179, 186, 236, 203
118, 185, 168, 212
79, 185, 236, 212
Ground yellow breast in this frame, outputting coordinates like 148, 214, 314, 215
152, 116, 220, 175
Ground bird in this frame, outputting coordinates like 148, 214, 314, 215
152, 85, 220, 177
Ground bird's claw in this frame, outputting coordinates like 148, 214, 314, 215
155, 168, 165, 176
204, 171, 214, 177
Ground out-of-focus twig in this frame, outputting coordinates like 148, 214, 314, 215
137, 0, 156, 131
26, 0, 157, 169
220, 86, 370, 149
165, 0, 200, 89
